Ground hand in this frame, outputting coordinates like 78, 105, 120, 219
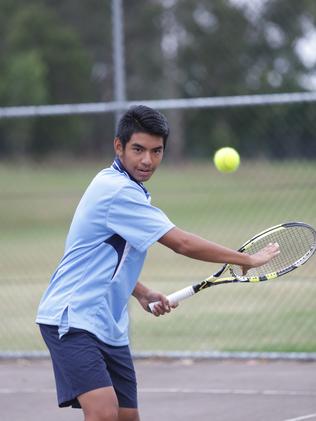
138, 290, 178, 317
241, 242, 280, 275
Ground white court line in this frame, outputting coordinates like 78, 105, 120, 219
138, 387, 316, 397
0, 388, 55, 394
0, 387, 315, 399
282, 414, 316, 421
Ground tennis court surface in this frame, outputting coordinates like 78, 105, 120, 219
1, 358, 316, 421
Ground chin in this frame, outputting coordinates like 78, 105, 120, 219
138, 175, 151, 183
136, 171, 153, 182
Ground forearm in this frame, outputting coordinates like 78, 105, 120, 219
159, 228, 252, 266
179, 232, 251, 265
132, 281, 150, 301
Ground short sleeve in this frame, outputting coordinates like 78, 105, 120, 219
107, 184, 175, 252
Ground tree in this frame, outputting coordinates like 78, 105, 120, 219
166, 0, 316, 158
1, 0, 315, 159
0, 2, 92, 158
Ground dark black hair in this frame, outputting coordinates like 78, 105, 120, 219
116, 105, 169, 149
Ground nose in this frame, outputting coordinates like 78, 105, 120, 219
141, 151, 152, 166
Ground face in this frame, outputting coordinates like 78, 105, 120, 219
114, 132, 164, 183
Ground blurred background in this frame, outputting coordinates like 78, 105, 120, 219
0, 0, 315, 358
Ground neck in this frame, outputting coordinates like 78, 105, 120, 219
112, 157, 150, 198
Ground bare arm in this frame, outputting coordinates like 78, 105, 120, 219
141, 228, 279, 315
158, 227, 279, 272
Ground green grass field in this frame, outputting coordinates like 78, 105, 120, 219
0, 160, 315, 353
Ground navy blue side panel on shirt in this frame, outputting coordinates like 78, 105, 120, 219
104, 234, 126, 279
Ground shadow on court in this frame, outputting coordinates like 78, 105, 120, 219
1, 358, 316, 421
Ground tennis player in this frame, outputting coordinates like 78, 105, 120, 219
36, 105, 279, 421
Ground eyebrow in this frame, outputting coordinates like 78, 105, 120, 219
131, 143, 163, 151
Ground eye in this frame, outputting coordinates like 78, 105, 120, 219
133, 146, 142, 153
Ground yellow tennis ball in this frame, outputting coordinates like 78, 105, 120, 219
213, 147, 240, 173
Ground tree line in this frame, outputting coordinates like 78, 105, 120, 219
0, 0, 316, 160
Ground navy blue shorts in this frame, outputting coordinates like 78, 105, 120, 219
39, 324, 137, 409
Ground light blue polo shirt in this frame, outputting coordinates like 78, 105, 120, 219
36, 159, 174, 346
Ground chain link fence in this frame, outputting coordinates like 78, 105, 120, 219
1, 0, 316, 358
1, 99, 316, 358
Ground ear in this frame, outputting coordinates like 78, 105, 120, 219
114, 137, 123, 157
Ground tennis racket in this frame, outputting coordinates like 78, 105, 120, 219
148, 221, 316, 312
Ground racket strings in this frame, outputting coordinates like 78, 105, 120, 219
232, 226, 316, 277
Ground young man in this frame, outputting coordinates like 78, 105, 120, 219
36, 105, 279, 421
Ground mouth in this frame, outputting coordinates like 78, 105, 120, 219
137, 168, 153, 178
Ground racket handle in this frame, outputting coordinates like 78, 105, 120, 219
148, 286, 195, 313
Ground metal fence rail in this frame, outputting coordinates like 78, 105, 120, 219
1, 91, 316, 119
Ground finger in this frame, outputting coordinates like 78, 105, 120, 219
151, 302, 164, 316
242, 267, 248, 275
159, 297, 171, 312
263, 242, 280, 256
154, 301, 170, 316
270, 242, 280, 255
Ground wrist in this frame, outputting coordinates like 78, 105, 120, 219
132, 282, 150, 301
242, 253, 253, 266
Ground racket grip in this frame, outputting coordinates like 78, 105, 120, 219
148, 286, 195, 313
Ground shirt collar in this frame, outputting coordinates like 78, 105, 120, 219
111, 157, 151, 199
